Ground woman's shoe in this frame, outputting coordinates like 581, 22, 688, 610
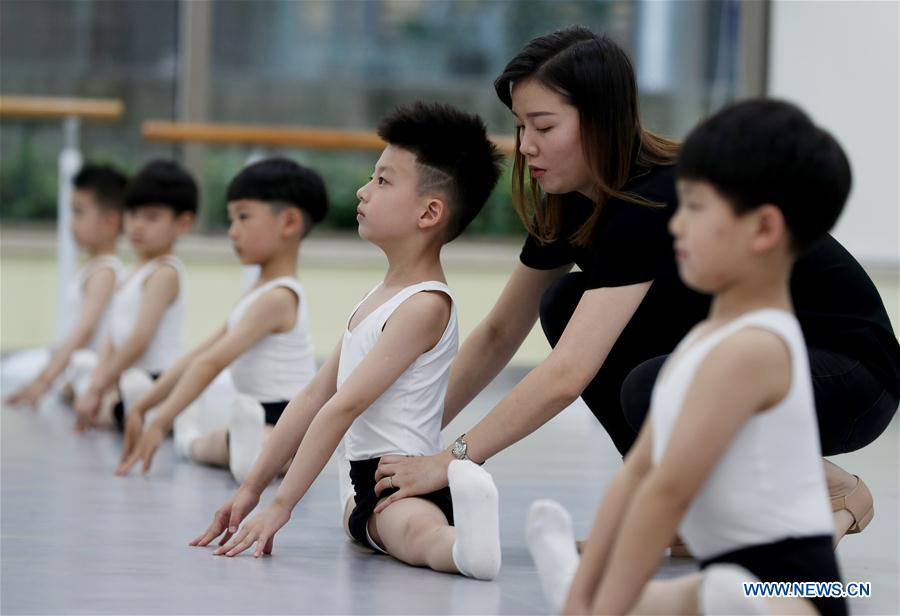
831, 474, 874, 534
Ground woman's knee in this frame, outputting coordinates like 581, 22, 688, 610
620, 356, 667, 432
810, 348, 899, 454
539, 272, 586, 347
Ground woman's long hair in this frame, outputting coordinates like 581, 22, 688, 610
495, 26, 679, 246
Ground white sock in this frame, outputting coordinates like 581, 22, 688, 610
699, 565, 767, 615
118, 369, 153, 416
227, 395, 266, 484
525, 499, 580, 614
173, 400, 205, 460
448, 460, 501, 581
63, 349, 98, 399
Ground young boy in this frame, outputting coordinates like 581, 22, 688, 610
72, 160, 196, 432
4, 164, 127, 408
190, 103, 506, 581
115, 158, 326, 481
527, 100, 849, 615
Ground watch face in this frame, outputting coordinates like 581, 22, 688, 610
452, 439, 466, 459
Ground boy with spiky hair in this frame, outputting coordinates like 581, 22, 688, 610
192, 103, 507, 581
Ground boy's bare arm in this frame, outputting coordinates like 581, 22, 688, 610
72, 335, 115, 429
239, 338, 343, 494
85, 265, 180, 394
117, 288, 298, 474
127, 324, 227, 418
590, 328, 791, 615
191, 339, 342, 548
116, 323, 225, 471
7, 267, 116, 406
564, 422, 653, 614
215, 293, 450, 558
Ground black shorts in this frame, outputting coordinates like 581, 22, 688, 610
261, 400, 288, 425
347, 457, 454, 551
700, 535, 847, 616
112, 372, 160, 430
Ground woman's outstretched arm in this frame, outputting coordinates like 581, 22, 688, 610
375, 280, 650, 510
442, 262, 571, 428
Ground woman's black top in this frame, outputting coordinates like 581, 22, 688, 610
519, 164, 900, 396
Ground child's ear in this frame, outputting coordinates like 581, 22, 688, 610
418, 197, 446, 230
175, 212, 196, 236
102, 210, 122, 235
750, 204, 787, 254
280, 207, 304, 238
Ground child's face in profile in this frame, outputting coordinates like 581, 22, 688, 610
124, 205, 192, 259
71, 190, 118, 250
671, 179, 761, 293
226, 199, 290, 265
356, 145, 430, 246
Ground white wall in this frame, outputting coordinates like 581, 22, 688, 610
768, 0, 899, 267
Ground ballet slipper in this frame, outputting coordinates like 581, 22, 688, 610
831, 474, 874, 535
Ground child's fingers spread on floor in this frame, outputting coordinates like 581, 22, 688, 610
141, 448, 156, 473
225, 534, 254, 557
253, 536, 268, 558
118, 452, 140, 476
217, 529, 233, 546
215, 527, 247, 555
190, 520, 224, 546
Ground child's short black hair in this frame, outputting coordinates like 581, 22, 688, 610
226, 157, 329, 236
678, 99, 851, 253
124, 160, 199, 215
73, 163, 128, 212
377, 102, 504, 242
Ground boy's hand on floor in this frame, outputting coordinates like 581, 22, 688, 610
6, 380, 46, 409
115, 422, 165, 475
74, 390, 101, 432
190, 487, 261, 548
116, 413, 146, 474
213, 501, 291, 558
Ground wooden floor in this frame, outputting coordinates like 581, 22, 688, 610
1, 368, 897, 614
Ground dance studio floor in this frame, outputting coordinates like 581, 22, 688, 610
2, 368, 898, 614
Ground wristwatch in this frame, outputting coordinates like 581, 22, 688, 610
451, 433, 470, 461
451, 432, 482, 463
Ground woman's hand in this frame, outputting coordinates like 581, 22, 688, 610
372, 450, 453, 513
213, 500, 292, 558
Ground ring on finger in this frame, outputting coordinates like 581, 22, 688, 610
388, 476, 394, 489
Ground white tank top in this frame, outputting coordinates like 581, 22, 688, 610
650, 309, 833, 560
226, 276, 317, 403
61, 254, 125, 352
340, 281, 458, 461
108, 255, 186, 374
